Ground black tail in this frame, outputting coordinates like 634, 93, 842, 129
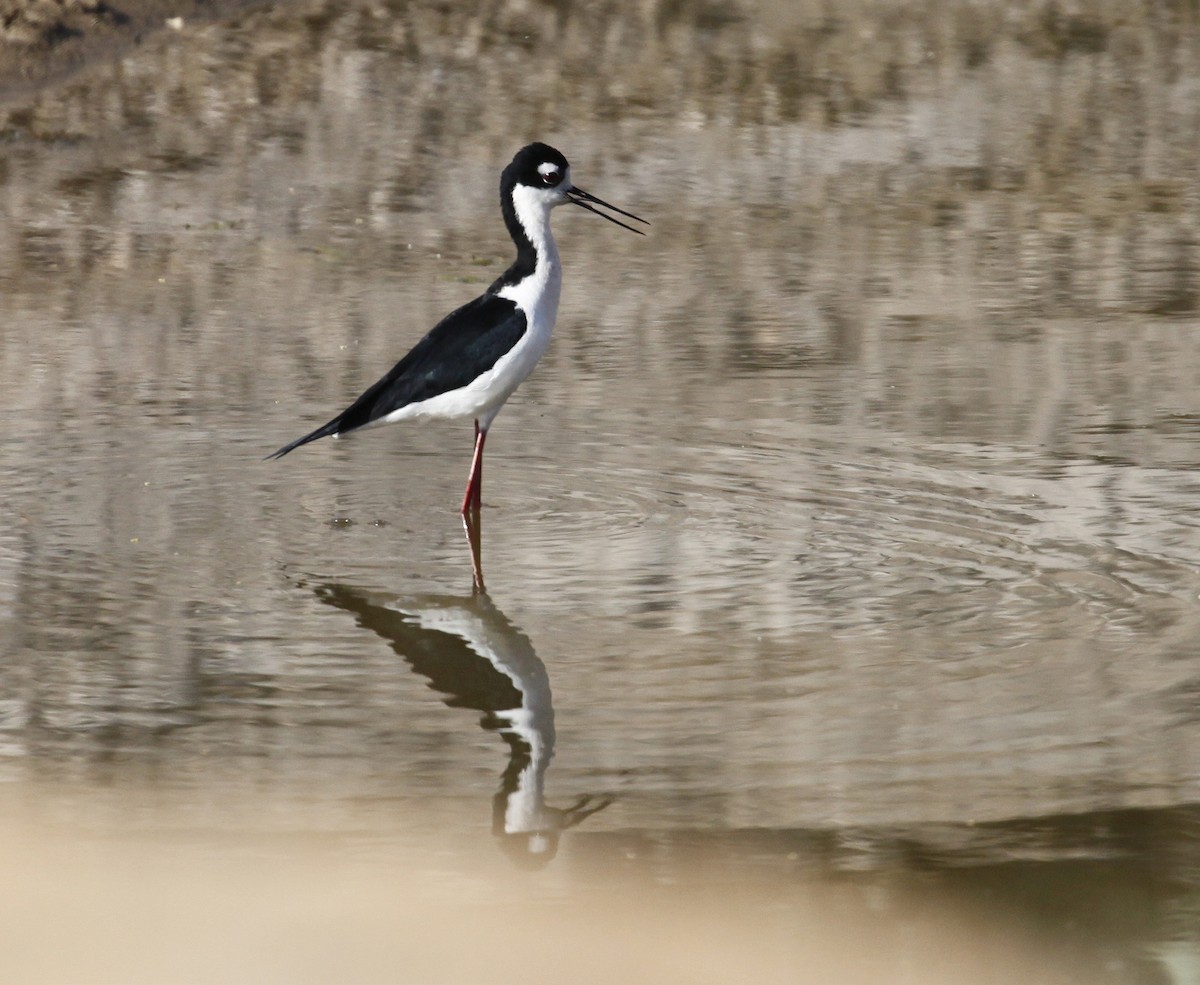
265, 418, 343, 460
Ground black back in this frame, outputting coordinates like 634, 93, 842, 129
267, 294, 526, 458
267, 143, 571, 460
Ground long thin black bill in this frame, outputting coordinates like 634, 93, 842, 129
568, 187, 649, 235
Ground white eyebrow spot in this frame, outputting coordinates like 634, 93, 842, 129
537, 162, 559, 178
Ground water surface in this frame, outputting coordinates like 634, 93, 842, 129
2, 0, 1200, 980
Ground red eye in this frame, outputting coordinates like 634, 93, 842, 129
541, 169, 561, 185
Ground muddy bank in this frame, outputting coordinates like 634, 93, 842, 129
0, 0, 268, 98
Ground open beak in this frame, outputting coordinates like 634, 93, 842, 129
566, 186, 650, 235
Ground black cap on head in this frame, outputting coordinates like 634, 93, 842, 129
503, 142, 570, 190
500, 142, 649, 235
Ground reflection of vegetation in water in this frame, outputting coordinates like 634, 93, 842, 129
4, 0, 1200, 642
4, 0, 1199, 386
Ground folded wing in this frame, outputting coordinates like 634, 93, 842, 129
268, 294, 527, 459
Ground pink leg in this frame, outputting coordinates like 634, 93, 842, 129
460, 421, 487, 516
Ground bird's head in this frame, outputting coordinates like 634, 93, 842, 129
503, 142, 649, 235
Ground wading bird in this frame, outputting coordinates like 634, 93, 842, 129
267, 143, 647, 515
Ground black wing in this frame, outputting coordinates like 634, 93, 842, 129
268, 293, 526, 459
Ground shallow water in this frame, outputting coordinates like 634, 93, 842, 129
3, 0, 1200, 980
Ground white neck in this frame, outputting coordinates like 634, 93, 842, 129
497, 184, 563, 325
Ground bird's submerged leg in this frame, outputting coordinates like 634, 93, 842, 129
460, 421, 487, 516
461, 421, 487, 592
462, 507, 485, 594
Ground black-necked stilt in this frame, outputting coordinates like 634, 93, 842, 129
268, 142, 647, 515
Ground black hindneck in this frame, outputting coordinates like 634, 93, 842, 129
488, 184, 538, 294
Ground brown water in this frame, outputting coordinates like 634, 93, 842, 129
3, 0, 1200, 980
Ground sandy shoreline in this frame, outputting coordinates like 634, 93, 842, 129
0, 0, 266, 100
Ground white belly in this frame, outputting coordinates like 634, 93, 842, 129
373, 187, 564, 432
377, 272, 560, 429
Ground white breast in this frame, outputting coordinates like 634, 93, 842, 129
377, 183, 563, 430
465, 182, 563, 428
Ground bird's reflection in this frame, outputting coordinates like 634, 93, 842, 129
313, 583, 611, 867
